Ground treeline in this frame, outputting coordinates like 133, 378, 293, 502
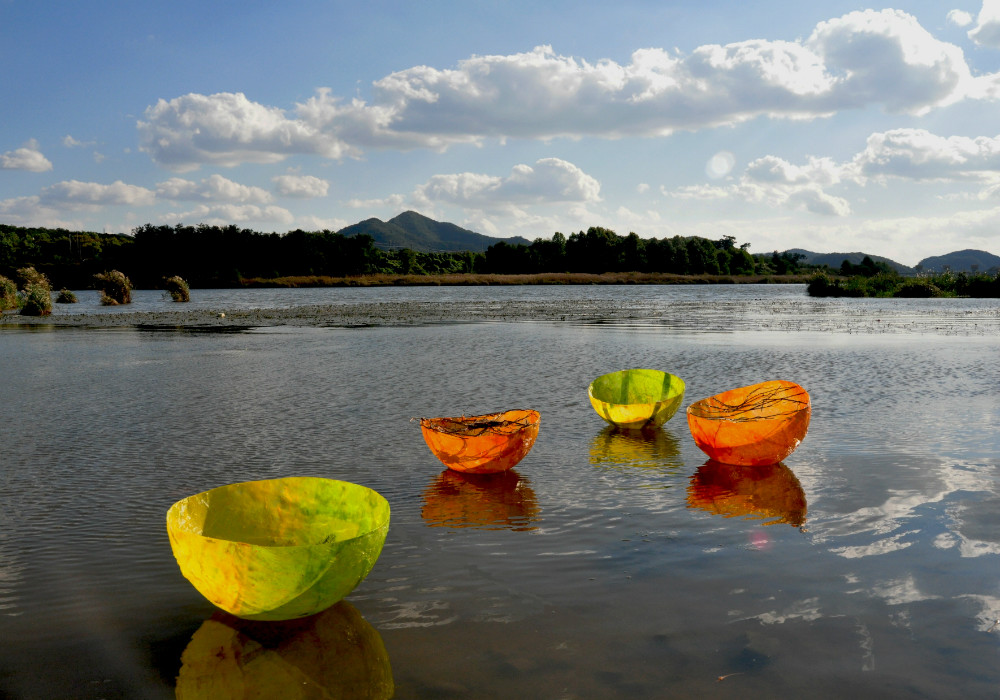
808, 267, 1000, 298
0, 223, 819, 289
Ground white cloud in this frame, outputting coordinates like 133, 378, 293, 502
345, 193, 407, 210
0, 195, 81, 229
947, 9, 974, 27
136, 10, 999, 170
166, 203, 294, 227
1, 140, 53, 172
62, 135, 96, 149
969, 0, 1000, 47
665, 127, 1000, 216
156, 174, 272, 203
40, 180, 156, 207
294, 214, 349, 231
666, 154, 852, 216
808, 9, 974, 114
851, 128, 1000, 184
138, 91, 359, 171
413, 158, 601, 209
272, 174, 330, 198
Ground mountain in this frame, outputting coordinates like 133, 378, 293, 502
338, 211, 531, 253
785, 249, 914, 275
916, 249, 1000, 274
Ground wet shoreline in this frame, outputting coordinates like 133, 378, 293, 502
3, 296, 998, 335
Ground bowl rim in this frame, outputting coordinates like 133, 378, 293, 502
166, 476, 391, 547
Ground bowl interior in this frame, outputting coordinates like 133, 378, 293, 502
589, 369, 685, 406
170, 477, 390, 548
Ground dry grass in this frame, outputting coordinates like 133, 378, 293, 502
239, 272, 814, 287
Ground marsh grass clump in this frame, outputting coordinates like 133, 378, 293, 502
14, 267, 53, 316
95, 270, 133, 305
164, 276, 190, 302
20, 283, 53, 316
56, 288, 78, 303
0, 275, 17, 311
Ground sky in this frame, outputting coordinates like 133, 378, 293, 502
3, 1, 1000, 266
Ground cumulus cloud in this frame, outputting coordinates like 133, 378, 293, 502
0, 195, 81, 228
166, 203, 294, 227
39, 180, 156, 207
138, 91, 360, 171
667, 155, 852, 216
666, 126, 1000, 215
851, 128, 1000, 183
969, 0, 1000, 46
947, 9, 974, 27
156, 173, 272, 203
1, 140, 53, 172
272, 174, 330, 198
137, 10, 998, 170
413, 158, 601, 209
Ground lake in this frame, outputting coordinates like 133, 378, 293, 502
1, 285, 998, 699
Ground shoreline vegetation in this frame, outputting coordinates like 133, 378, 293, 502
2, 223, 998, 301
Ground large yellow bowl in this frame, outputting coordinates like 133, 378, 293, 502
167, 477, 390, 621
588, 369, 686, 429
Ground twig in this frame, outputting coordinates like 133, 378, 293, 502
717, 672, 744, 682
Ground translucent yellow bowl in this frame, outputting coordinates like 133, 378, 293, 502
167, 477, 390, 621
588, 369, 686, 429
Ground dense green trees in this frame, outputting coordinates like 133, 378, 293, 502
0, 222, 816, 289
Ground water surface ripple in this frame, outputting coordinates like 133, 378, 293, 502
0, 285, 997, 699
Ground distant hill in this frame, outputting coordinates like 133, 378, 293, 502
338, 211, 531, 253
785, 249, 915, 275
916, 249, 1000, 274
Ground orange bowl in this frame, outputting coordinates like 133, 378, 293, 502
686, 380, 810, 466
419, 409, 540, 473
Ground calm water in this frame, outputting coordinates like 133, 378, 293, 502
1, 286, 998, 699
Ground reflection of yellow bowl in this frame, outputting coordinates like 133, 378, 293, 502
419, 409, 540, 473
167, 477, 390, 621
686, 460, 807, 526
588, 369, 686, 429
421, 469, 539, 530
588, 426, 683, 472
686, 380, 810, 466
175, 601, 393, 699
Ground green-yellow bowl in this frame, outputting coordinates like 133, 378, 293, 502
588, 369, 686, 429
167, 477, 390, 621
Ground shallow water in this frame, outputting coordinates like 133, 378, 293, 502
1, 286, 998, 699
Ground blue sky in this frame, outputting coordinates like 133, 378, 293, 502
3, 0, 1000, 265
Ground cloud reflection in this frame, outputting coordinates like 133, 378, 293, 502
421, 469, 540, 531
687, 460, 808, 527
175, 601, 393, 699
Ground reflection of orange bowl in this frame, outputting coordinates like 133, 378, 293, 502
687, 460, 807, 526
175, 601, 393, 699
419, 409, 540, 473
421, 469, 539, 530
686, 380, 810, 466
